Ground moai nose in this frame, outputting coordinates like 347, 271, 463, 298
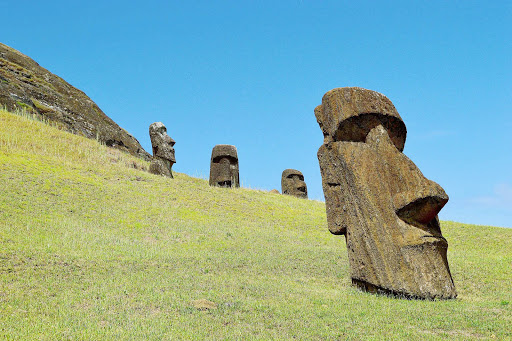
394, 181, 449, 225
365, 124, 449, 225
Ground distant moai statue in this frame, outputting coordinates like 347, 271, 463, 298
316, 87, 456, 299
281, 169, 308, 199
209, 144, 239, 188
149, 122, 176, 178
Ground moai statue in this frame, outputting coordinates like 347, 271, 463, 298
209, 144, 239, 188
149, 122, 176, 178
281, 169, 308, 199
316, 87, 456, 299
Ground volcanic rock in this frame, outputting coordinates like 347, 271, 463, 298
281, 169, 308, 199
0, 42, 149, 160
316, 87, 456, 299
148, 122, 175, 178
209, 144, 239, 188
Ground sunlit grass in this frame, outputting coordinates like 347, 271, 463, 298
0, 109, 511, 340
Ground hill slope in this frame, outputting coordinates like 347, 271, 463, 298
0, 109, 511, 340
0, 43, 150, 160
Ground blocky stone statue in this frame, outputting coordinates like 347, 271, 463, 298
281, 169, 308, 199
316, 87, 456, 299
209, 145, 239, 188
149, 122, 175, 178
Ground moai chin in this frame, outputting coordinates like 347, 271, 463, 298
281, 169, 308, 199
209, 144, 239, 188
316, 87, 456, 299
149, 122, 176, 178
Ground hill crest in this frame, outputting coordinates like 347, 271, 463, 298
0, 42, 150, 160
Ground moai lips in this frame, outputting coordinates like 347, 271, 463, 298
209, 145, 239, 188
316, 87, 456, 299
281, 169, 308, 199
149, 122, 175, 178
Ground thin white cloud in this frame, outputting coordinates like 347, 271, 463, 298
468, 183, 512, 210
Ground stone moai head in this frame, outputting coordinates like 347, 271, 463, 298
281, 169, 308, 199
316, 87, 456, 299
149, 122, 175, 178
209, 144, 239, 188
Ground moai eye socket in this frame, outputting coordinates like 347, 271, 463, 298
333, 113, 406, 151
286, 173, 304, 181
215, 156, 228, 165
213, 155, 237, 165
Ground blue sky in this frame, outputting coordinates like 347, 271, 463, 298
3, 1, 511, 227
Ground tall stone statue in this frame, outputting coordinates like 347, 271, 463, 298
209, 145, 240, 188
149, 122, 176, 178
281, 169, 308, 199
316, 87, 456, 299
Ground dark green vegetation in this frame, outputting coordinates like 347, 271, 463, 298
1, 109, 511, 340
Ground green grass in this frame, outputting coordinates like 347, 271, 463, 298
0, 109, 511, 340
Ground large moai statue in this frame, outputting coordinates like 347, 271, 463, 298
316, 87, 456, 299
209, 144, 240, 188
149, 122, 176, 178
281, 169, 308, 199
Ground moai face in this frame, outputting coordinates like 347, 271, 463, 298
281, 169, 308, 199
316, 87, 456, 299
149, 122, 176, 164
209, 145, 239, 188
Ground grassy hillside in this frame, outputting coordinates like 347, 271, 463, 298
0, 109, 511, 340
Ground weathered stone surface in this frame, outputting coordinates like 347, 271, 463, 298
316, 87, 456, 299
281, 169, 308, 199
209, 144, 239, 188
0, 43, 149, 160
148, 122, 175, 178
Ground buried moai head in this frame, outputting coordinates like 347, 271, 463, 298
281, 169, 308, 199
316, 87, 456, 299
209, 145, 239, 188
149, 122, 175, 178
